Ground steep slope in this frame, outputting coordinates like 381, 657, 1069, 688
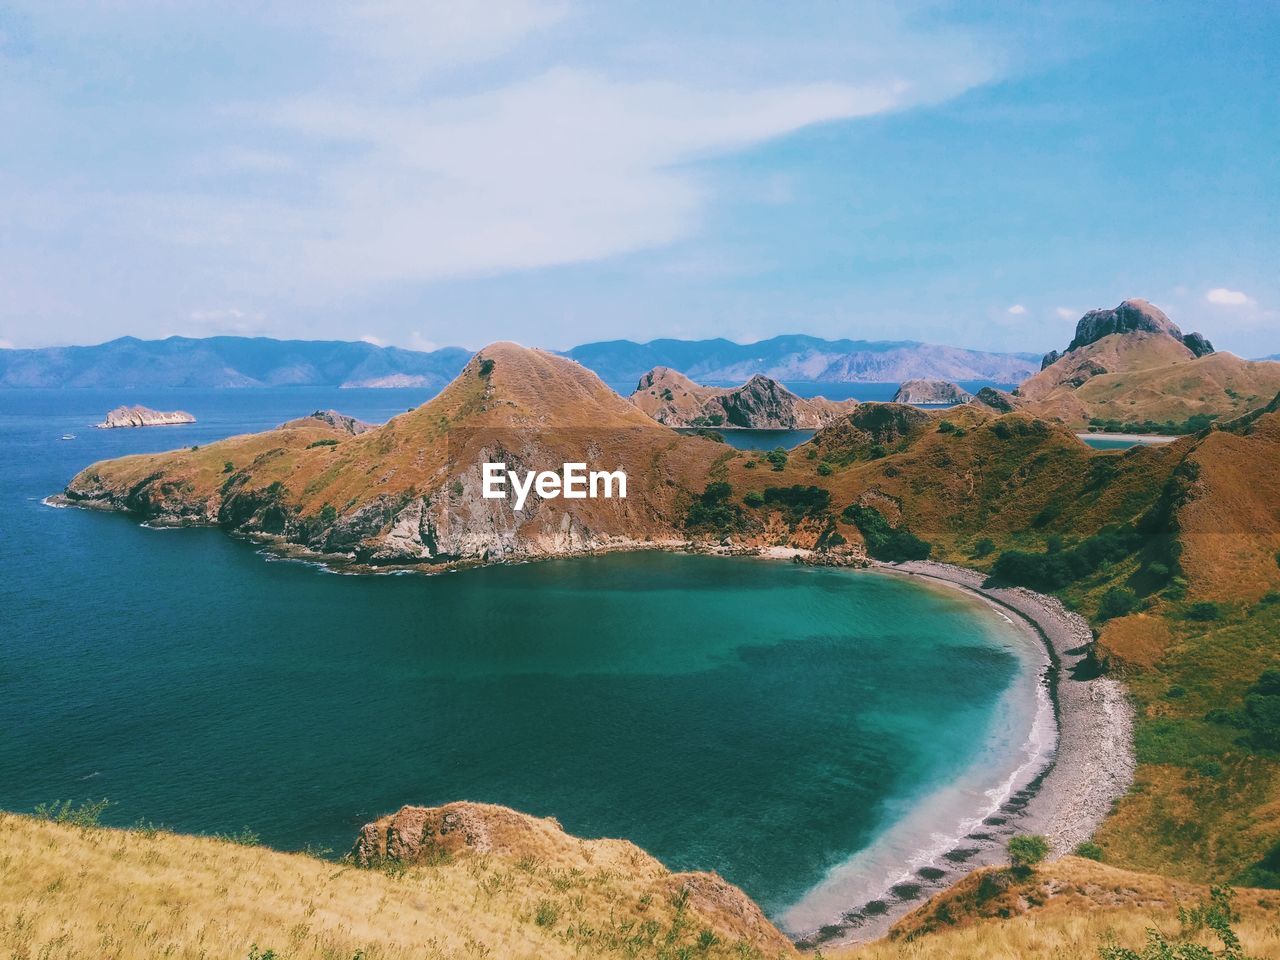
630, 367, 858, 427
1017, 300, 1280, 428
60, 343, 730, 568
565, 335, 1038, 384
0, 805, 794, 960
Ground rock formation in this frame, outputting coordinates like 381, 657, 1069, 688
279, 409, 373, 435
95, 405, 196, 428
892, 379, 973, 405
1017, 299, 1277, 427
630, 367, 857, 428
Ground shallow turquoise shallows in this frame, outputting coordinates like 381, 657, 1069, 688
0, 388, 1030, 921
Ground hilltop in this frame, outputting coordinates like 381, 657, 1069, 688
61, 343, 729, 567
1017, 299, 1280, 429
630, 367, 857, 428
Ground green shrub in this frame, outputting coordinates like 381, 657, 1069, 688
937, 420, 956, 434
1098, 587, 1138, 621
1097, 886, 1257, 960
223, 461, 235, 474
685, 483, 749, 535
1008, 834, 1049, 871
816, 462, 833, 476
973, 538, 995, 558
307, 438, 339, 449
478, 357, 495, 377
1242, 668, 1280, 751
990, 525, 1142, 590
765, 447, 788, 471
841, 504, 931, 562
1074, 841, 1103, 861
762, 485, 830, 521
34, 798, 111, 828
743, 490, 764, 508
1187, 601, 1222, 621
534, 899, 559, 927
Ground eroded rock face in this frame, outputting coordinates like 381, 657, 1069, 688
892, 379, 972, 405
96, 405, 195, 428
972, 387, 1024, 413
280, 410, 373, 435
1060, 299, 1213, 359
631, 367, 856, 428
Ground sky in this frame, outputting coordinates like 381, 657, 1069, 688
1, 1, 1277, 356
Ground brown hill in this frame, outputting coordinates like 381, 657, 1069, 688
1017, 300, 1280, 428
61, 343, 729, 568
630, 366, 857, 428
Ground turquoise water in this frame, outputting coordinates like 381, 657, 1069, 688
0, 388, 1035, 922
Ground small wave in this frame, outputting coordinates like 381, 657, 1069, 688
41, 496, 70, 509
78, 771, 100, 781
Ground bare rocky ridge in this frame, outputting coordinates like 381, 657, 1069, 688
1017, 299, 1280, 427
95, 405, 195, 428
891, 379, 972, 405
630, 366, 857, 428
279, 409, 374, 435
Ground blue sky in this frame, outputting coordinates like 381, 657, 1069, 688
1, 1, 1276, 355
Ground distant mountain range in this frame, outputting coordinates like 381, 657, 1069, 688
561, 335, 1039, 385
0, 336, 472, 390
0, 333, 1040, 389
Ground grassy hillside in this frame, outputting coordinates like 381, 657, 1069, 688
834, 858, 1280, 960
0, 805, 794, 960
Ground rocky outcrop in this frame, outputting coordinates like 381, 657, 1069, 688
631, 367, 856, 428
892, 379, 972, 405
1066, 299, 1197, 353
95, 405, 196, 428
279, 409, 373, 435
352, 802, 796, 956
971, 387, 1025, 413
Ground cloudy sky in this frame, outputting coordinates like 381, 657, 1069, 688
1, 1, 1277, 355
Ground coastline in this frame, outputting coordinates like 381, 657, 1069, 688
42, 493, 1135, 948
785, 558, 1134, 947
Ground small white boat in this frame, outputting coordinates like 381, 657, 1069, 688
60, 434, 76, 440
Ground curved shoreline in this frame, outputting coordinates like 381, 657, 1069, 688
40, 495, 1136, 947
796, 559, 1134, 946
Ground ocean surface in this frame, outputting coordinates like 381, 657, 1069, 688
0, 387, 1045, 926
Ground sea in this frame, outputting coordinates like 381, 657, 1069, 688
0, 386, 1049, 929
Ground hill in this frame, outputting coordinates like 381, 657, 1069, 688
563, 335, 1039, 384
59, 343, 730, 567
0, 335, 471, 389
1017, 300, 1280, 429
54, 346, 1280, 953
0, 803, 794, 960
630, 367, 858, 427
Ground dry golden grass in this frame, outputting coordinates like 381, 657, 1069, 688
0, 810, 793, 960
832, 857, 1280, 960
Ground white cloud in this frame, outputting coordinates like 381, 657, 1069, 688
1007, 304, 1026, 315
1206, 287, 1250, 306
186, 308, 268, 336
1055, 306, 1076, 320
360, 334, 388, 346
0, 338, 14, 349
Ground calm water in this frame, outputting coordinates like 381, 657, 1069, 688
0, 388, 1036, 922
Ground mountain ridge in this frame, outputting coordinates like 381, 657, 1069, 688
0, 332, 1040, 389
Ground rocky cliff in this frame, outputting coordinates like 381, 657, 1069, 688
1017, 299, 1279, 427
630, 367, 857, 428
95, 405, 196, 428
891, 379, 972, 405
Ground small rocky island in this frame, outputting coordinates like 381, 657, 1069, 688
892, 379, 973, 405
96, 405, 196, 429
